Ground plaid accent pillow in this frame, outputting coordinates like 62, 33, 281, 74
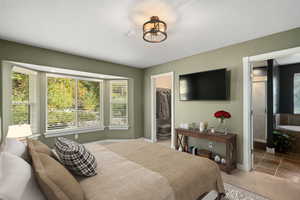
54, 137, 97, 177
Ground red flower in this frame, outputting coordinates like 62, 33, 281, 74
214, 110, 231, 119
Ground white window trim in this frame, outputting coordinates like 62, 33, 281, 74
45, 73, 104, 136
109, 80, 129, 128
11, 66, 39, 135
44, 127, 105, 138
108, 125, 129, 130
294, 73, 300, 114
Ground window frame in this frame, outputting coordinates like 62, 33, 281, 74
109, 79, 129, 129
294, 73, 300, 114
45, 73, 104, 136
9, 66, 39, 136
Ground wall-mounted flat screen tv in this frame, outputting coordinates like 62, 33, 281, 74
179, 68, 229, 100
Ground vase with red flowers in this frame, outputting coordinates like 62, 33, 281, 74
214, 110, 231, 134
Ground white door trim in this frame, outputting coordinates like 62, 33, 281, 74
243, 46, 300, 171
150, 72, 175, 149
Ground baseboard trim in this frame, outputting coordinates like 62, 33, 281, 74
253, 138, 266, 143
85, 138, 137, 144
84, 137, 155, 145
143, 138, 153, 143
237, 164, 248, 171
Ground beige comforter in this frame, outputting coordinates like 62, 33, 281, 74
79, 140, 225, 200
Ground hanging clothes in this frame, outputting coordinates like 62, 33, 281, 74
156, 88, 171, 120
156, 88, 171, 140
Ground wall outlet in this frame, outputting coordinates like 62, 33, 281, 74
208, 142, 214, 149
74, 134, 79, 140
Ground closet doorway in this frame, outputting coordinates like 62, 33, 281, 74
151, 72, 175, 149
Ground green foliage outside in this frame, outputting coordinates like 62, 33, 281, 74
12, 72, 30, 124
47, 77, 100, 129
111, 81, 128, 125
12, 73, 128, 129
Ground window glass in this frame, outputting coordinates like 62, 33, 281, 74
9, 68, 37, 139
77, 80, 101, 128
12, 71, 30, 125
110, 80, 128, 126
47, 76, 76, 130
47, 75, 102, 131
294, 73, 300, 114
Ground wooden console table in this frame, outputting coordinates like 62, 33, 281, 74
175, 128, 237, 174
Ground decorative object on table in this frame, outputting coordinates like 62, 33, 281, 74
210, 127, 215, 134
214, 154, 221, 163
175, 128, 237, 173
214, 110, 231, 134
190, 122, 197, 130
197, 149, 212, 159
199, 122, 205, 132
272, 130, 294, 153
221, 158, 226, 165
204, 122, 208, 130
179, 123, 189, 129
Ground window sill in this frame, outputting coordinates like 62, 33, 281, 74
108, 126, 129, 130
44, 127, 105, 138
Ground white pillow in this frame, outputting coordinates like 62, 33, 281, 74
4, 138, 27, 159
0, 152, 46, 200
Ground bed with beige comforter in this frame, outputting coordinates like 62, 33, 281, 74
78, 140, 225, 200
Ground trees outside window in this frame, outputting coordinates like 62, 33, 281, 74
47, 75, 102, 131
12, 71, 30, 125
9, 69, 129, 137
110, 80, 128, 127
9, 67, 38, 138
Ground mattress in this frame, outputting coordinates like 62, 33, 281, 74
79, 140, 225, 200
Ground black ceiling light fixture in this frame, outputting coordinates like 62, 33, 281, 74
143, 16, 167, 43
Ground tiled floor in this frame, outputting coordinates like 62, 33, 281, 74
254, 149, 300, 183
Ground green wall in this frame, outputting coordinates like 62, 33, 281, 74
1, 27, 300, 162
144, 27, 300, 164
0, 39, 144, 145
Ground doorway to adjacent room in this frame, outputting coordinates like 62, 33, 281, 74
150, 72, 175, 149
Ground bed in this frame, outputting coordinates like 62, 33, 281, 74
79, 140, 225, 200
0, 138, 225, 200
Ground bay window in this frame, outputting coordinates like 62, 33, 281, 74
46, 74, 103, 133
7, 63, 130, 138
109, 80, 128, 128
8, 67, 38, 138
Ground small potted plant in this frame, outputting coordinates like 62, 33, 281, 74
214, 110, 231, 134
273, 130, 294, 153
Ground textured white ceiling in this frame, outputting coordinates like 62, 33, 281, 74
0, 0, 300, 68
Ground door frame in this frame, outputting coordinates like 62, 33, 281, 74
243, 46, 300, 171
252, 80, 267, 144
150, 72, 175, 149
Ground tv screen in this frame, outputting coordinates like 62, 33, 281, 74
179, 68, 228, 100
